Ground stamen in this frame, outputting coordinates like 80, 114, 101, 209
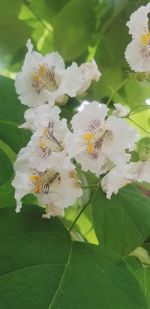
32, 64, 59, 94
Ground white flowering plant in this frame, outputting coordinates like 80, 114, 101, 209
0, 1, 150, 308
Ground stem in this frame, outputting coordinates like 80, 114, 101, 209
69, 201, 91, 232
107, 77, 129, 107
127, 117, 150, 135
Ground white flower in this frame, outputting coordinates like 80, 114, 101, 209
15, 40, 101, 108
125, 3, 150, 72
20, 104, 58, 131
66, 101, 137, 176
112, 103, 129, 117
101, 160, 150, 198
15, 39, 83, 107
18, 106, 71, 171
77, 60, 101, 96
12, 160, 83, 217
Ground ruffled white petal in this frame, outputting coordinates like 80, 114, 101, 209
20, 104, 60, 132
125, 39, 150, 72
67, 102, 136, 176
112, 103, 129, 117
77, 60, 101, 96
101, 160, 150, 198
126, 3, 150, 39
12, 152, 82, 216
71, 101, 108, 132
15, 40, 101, 108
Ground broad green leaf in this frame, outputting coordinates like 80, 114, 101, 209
0, 205, 147, 309
53, 0, 96, 60
0, 149, 13, 185
116, 78, 150, 108
91, 66, 124, 102
126, 256, 150, 309
0, 77, 31, 153
0, 0, 31, 68
92, 185, 150, 256
0, 139, 16, 163
22, 0, 70, 23
0, 121, 31, 153
0, 181, 15, 208
0, 76, 26, 124
0, 181, 36, 209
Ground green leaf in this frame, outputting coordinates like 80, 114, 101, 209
23, 0, 70, 23
53, 0, 96, 60
0, 181, 15, 209
0, 76, 26, 124
0, 181, 36, 209
0, 77, 31, 154
60, 97, 80, 122
0, 139, 16, 163
117, 78, 150, 108
0, 0, 31, 67
0, 149, 13, 186
92, 185, 150, 256
0, 121, 31, 153
126, 256, 150, 309
0, 205, 147, 308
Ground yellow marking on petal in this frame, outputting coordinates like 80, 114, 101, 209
39, 64, 46, 75
141, 32, 150, 45
29, 175, 38, 182
32, 65, 46, 82
33, 72, 40, 81
83, 132, 95, 154
87, 141, 94, 154
83, 132, 94, 141
68, 171, 76, 178
29, 175, 42, 193
34, 185, 41, 193
39, 141, 46, 149
43, 127, 47, 135
68, 171, 81, 188
39, 128, 47, 149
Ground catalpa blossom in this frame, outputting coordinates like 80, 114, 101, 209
101, 160, 150, 199
20, 104, 58, 131
77, 60, 101, 96
12, 160, 82, 217
112, 103, 129, 118
15, 39, 81, 107
66, 101, 137, 176
15, 40, 101, 108
17, 107, 70, 171
125, 3, 150, 72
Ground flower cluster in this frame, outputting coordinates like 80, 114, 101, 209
12, 14, 150, 218
12, 40, 100, 218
